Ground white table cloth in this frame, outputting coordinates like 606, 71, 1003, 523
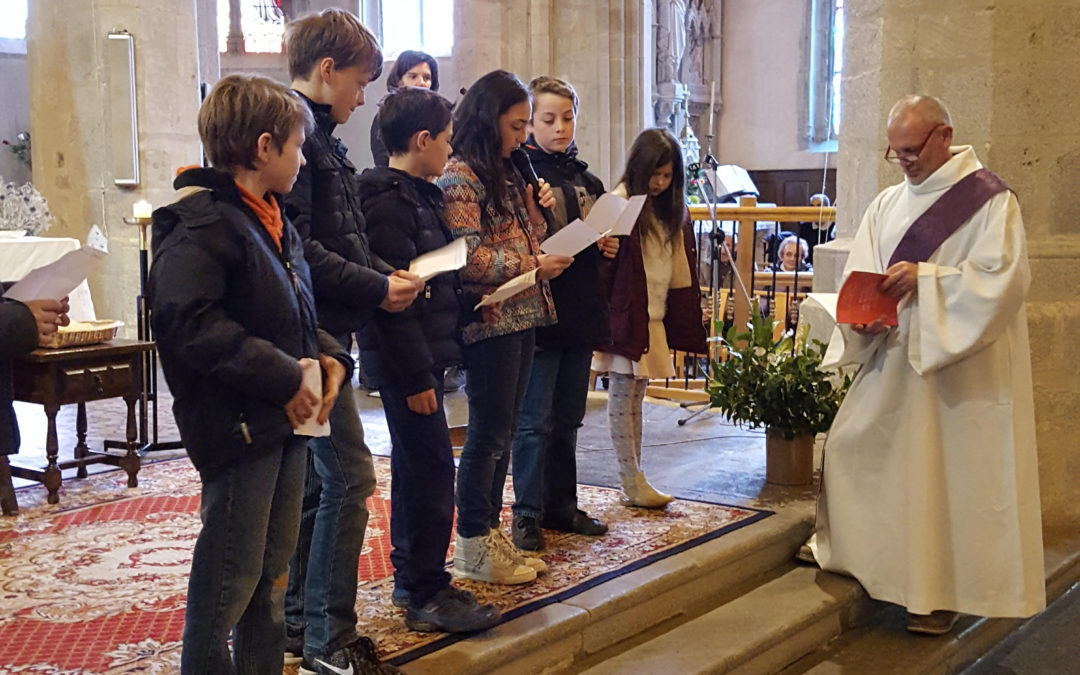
0, 235, 97, 321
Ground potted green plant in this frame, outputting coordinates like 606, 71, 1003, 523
707, 313, 851, 485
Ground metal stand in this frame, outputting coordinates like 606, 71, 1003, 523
104, 216, 183, 455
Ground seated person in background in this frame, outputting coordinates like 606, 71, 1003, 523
770, 234, 812, 273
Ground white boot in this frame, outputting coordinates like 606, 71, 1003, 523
492, 528, 547, 574
452, 531, 536, 584
620, 471, 674, 509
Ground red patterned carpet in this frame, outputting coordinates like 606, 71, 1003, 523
0, 457, 769, 673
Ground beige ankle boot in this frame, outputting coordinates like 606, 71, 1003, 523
619, 471, 673, 509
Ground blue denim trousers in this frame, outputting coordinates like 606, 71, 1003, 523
181, 434, 307, 675
455, 329, 535, 538
512, 345, 593, 522
283, 381, 377, 658
381, 371, 455, 606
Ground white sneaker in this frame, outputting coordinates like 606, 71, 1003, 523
492, 528, 547, 574
452, 531, 536, 584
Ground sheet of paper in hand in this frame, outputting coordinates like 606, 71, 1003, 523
474, 269, 538, 310
295, 358, 331, 438
408, 237, 467, 282
836, 271, 899, 326
540, 218, 606, 257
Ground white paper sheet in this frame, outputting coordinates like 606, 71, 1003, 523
295, 358, 331, 438
3, 245, 106, 303
540, 218, 605, 257
474, 269, 538, 310
408, 237, 467, 282
608, 195, 647, 236
584, 193, 628, 232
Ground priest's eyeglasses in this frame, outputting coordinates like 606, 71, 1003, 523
884, 124, 944, 164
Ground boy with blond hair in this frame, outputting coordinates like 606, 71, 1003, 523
281, 8, 417, 674
148, 74, 350, 675
511, 76, 618, 551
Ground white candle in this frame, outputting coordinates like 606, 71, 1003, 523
133, 199, 152, 219
708, 81, 716, 138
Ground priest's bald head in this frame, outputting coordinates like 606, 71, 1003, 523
885, 95, 954, 185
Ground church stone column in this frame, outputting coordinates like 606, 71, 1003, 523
452, 0, 650, 186
819, 0, 1080, 528
28, 0, 202, 335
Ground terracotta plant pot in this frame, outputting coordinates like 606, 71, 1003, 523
765, 427, 814, 485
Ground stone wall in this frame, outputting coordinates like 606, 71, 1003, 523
825, 0, 1080, 527
453, 0, 652, 187
27, 0, 203, 333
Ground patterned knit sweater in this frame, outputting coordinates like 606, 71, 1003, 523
436, 157, 555, 344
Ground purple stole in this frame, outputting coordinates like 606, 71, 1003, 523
887, 168, 1011, 267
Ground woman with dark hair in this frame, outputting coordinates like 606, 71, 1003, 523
435, 69, 572, 585
592, 128, 707, 508
369, 50, 440, 167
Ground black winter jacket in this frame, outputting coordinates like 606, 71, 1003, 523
524, 139, 612, 350
355, 167, 464, 395
148, 168, 351, 476
0, 296, 37, 455
283, 93, 392, 338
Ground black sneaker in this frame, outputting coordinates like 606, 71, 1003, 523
301, 636, 401, 675
512, 514, 545, 551
405, 586, 502, 633
541, 509, 609, 536
284, 626, 304, 665
391, 586, 410, 608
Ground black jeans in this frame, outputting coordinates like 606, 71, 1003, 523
455, 329, 535, 538
382, 371, 455, 606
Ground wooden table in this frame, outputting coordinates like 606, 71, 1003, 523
8, 339, 154, 507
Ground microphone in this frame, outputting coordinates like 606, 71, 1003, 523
510, 147, 557, 231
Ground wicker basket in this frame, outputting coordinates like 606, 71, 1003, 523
38, 320, 124, 349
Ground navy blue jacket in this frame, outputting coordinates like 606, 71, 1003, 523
355, 167, 465, 395
524, 139, 611, 350
149, 168, 351, 476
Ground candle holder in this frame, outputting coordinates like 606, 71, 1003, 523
104, 216, 183, 455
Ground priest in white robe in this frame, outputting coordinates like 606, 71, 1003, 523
807, 95, 1045, 635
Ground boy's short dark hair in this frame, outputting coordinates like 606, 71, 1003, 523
379, 87, 454, 156
198, 74, 314, 172
529, 75, 579, 115
285, 8, 383, 82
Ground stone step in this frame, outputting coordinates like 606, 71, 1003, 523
577, 566, 875, 675
400, 503, 815, 674
778, 525, 1080, 675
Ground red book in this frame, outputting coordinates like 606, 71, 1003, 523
836, 271, 899, 326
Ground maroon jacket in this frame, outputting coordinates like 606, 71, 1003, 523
599, 207, 708, 361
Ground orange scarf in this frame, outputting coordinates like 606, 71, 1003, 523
234, 182, 284, 252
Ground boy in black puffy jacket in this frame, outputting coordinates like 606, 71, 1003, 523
356, 87, 501, 634
148, 74, 350, 675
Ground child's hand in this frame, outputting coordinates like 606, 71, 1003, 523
597, 236, 620, 259
316, 354, 346, 425
480, 295, 502, 324
284, 360, 320, 429
380, 270, 423, 312
406, 388, 438, 415
536, 253, 573, 280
